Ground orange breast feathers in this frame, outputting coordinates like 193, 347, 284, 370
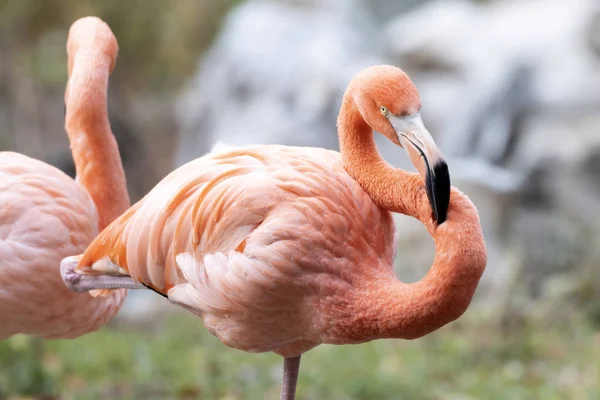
75, 145, 398, 295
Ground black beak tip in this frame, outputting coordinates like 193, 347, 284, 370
425, 160, 451, 225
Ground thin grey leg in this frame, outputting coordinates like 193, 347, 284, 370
280, 355, 301, 400
60, 256, 145, 292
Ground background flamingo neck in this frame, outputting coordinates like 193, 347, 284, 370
65, 50, 129, 230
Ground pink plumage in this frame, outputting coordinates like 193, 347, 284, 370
0, 17, 128, 340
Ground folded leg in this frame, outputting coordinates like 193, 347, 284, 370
60, 255, 145, 292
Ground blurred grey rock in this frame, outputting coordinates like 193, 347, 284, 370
386, 0, 600, 167
175, 0, 385, 166
385, 0, 600, 306
510, 210, 588, 297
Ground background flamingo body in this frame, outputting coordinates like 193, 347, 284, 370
0, 17, 128, 340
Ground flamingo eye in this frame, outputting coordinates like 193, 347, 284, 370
379, 105, 389, 116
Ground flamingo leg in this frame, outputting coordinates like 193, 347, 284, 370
280, 355, 301, 400
60, 256, 144, 292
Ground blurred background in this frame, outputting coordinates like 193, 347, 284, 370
1, 0, 600, 398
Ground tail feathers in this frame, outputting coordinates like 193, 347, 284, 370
168, 252, 216, 316
175, 253, 203, 287
167, 283, 205, 317
167, 253, 203, 316
170, 252, 239, 314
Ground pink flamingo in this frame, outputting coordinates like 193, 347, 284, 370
0, 17, 129, 340
62, 65, 487, 399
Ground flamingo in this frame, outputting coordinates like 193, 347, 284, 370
0, 17, 129, 340
61, 65, 487, 399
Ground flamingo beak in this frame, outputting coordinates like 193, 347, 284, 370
389, 113, 451, 224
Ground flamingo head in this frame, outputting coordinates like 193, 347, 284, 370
349, 65, 450, 224
64, 17, 118, 107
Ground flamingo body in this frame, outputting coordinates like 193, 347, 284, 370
0, 152, 125, 339
0, 17, 128, 340
79, 145, 394, 355
76, 144, 483, 357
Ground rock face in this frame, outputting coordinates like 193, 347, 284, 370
173, 0, 600, 312
175, 0, 386, 166
385, 0, 600, 310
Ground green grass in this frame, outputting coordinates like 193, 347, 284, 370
1, 311, 599, 400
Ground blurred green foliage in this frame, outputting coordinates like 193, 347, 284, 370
0, 0, 237, 94
0, 311, 598, 400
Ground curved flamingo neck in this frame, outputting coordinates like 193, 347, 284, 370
65, 49, 129, 230
337, 97, 434, 230
365, 195, 487, 340
335, 95, 487, 341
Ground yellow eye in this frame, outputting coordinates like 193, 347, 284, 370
380, 105, 389, 116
